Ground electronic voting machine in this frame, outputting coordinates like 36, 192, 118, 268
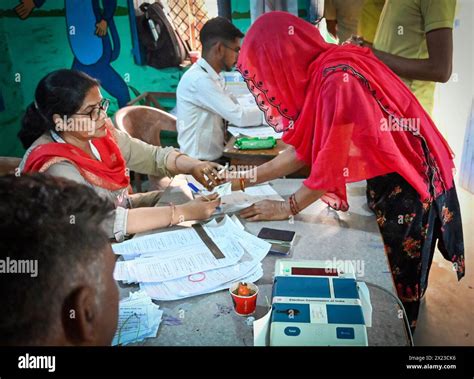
270, 260, 369, 346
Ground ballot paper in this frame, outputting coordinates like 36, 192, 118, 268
219, 184, 284, 213
112, 291, 163, 346
113, 216, 256, 283
114, 216, 271, 300
139, 217, 271, 300
112, 227, 205, 257
141, 263, 264, 301
202, 181, 232, 197
186, 176, 284, 214
114, 236, 244, 282
228, 125, 283, 139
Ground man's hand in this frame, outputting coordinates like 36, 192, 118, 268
95, 19, 108, 37
320, 193, 349, 211
371, 28, 453, 83
15, 0, 36, 19
239, 200, 291, 221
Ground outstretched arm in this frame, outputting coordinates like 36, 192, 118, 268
372, 28, 453, 83
229, 146, 307, 190
239, 183, 326, 221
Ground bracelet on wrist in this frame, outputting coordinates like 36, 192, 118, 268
288, 193, 300, 215
173, 152, 187, 173
168, 202, 176, 227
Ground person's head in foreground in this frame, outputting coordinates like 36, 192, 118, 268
0, 174, 119, 346
200, 16, 244, 72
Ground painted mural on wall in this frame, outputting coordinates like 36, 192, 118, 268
14, 0, 131, 107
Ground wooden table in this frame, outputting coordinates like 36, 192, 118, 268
223, 136, 287, 166
223, 136, 310, 177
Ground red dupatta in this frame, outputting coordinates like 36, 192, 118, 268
237, 12, 455, 207
23, 122, 130, 191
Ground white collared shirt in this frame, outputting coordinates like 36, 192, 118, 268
176, 58, 263, 161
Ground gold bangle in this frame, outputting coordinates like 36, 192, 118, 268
173, 152, 187, 173
168, 202, 176, 227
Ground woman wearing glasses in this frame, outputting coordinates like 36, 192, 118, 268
19, 69, 222, 242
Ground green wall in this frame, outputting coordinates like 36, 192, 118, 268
0, 0, 312, 157
0, 0, 183, 157
230, 0, 310, 33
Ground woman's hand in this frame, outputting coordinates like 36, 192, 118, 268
219, 171, 252, 191
230, 178, 241, 191
239, 200, 291, 221
320, 193, 349, 212
190, 162, 225, 190
179, 193, 221, 221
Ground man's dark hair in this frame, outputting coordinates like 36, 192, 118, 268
199, 17, 244, 52
0, 174, 114, 345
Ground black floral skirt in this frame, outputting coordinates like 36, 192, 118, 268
366, 173, 465, 332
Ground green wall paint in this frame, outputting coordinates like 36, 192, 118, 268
1, 0, 312, 157
0, 0, 182, 157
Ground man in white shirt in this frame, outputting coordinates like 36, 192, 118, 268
176, 17, 263, 161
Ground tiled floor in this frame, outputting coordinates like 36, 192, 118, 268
414, 187, 474, 346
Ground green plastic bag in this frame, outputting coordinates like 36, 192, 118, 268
234, 136, 276, 150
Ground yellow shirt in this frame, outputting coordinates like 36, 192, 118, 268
324, 0, 365, 43
373, 0, 456, 115
357, 0, 386, 44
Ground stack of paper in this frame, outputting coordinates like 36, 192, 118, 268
113, 216, 271, 301
112, 291, 163, 346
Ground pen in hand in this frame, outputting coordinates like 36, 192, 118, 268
188, 183, 212, 201
187, 183, 222, 212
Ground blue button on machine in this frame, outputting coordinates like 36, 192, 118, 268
284, 327, 301, 336
336, 327, 355, 339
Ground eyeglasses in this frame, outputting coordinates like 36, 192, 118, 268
222, 44, 240, 54
74, 98, 110, 121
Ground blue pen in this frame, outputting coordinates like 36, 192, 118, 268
187, 183, 208, 199
187, 183, 222, 211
